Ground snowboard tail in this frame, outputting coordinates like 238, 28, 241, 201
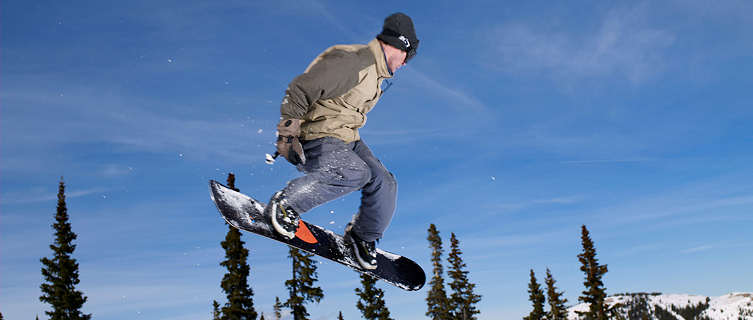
209, 180, 425, 291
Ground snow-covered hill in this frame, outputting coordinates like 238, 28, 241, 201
567, 292, 753, 320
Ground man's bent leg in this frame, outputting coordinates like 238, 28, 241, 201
349, 140, 397, 242
282, 137, 371, 214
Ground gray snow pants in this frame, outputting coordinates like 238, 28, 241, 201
282, 137, 397, 242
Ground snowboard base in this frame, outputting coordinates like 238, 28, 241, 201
209, 180, 425, 291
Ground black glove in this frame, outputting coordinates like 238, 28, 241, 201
276, 119, 306, 165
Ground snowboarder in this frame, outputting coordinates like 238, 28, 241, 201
266, 12, 419, 270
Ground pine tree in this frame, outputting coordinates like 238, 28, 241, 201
577, 225, 609, 320
273, 297, 283, 320
623, 294, 650, 320
259, 313, 265, 320
219, 173, 257, 320
213, 300, 221, 320
447, 233, 482, 320
426, 224, 451, 320
355, 273, 393, 320
285, 247, 323, 320
338, 311, 345, 320
545, 268, 568, 320
39, 178, 91, 320
524, 269, 545, 320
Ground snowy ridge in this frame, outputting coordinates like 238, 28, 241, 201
705, 293, 753, 320
567, 292, 753, 320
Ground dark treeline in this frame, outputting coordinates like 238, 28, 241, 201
426, 224, 482, 320
523, 226, 717, 320
34, 175, 482, 320
212, 175, 482, 319
524, 225, 618, 320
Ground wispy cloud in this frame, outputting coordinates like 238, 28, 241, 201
486, 4, 675, 85
560, 158, 654, 165
615, 194, 753, 225
0, 81, 273, 171
100, 164, 136, 177
408, 68, 491, 114
491, 195, 584, 213
578, 171, 753, 231
0, 187, 107, 205
681, 245, 713, 254
614, 243, 664, 257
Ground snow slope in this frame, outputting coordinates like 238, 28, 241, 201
567, 292, 753, 320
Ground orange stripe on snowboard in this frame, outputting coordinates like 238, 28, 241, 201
295, 221, 318, 244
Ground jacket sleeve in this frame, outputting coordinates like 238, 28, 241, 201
280, 49, 362, 119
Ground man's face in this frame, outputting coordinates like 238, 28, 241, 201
387, 50, 407, 73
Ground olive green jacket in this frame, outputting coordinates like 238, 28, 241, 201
280, 39, 393, 143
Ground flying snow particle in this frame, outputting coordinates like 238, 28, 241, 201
168, 58, 173, 63
330, 210, 335, 214
257, 129, 263, 134
491, 176, 496, 181
329, 221, 335, 225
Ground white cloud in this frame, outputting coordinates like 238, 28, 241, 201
0, 187, 107, 205
492, 195, 584, 212
0, 81, 272, 169
560, 158, 653, 165
408, 68, 490, 114
100, 164, 135, 177
487, 4, 675, 84
681, 245, 713, 254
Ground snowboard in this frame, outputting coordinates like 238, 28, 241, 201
208, 180, 426, 291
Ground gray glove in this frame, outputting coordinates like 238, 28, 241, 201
276, 118, 306, 165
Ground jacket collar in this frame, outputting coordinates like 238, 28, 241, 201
368, 39, 393, 79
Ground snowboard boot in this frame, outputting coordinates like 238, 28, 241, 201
266, 191, 300, 239
344, 223, 377, 270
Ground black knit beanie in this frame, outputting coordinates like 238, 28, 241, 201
376, 12, 419, 62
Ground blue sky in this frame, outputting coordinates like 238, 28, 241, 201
2, 0, 752, 319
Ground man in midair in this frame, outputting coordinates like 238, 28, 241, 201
266, 13, 419, 270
